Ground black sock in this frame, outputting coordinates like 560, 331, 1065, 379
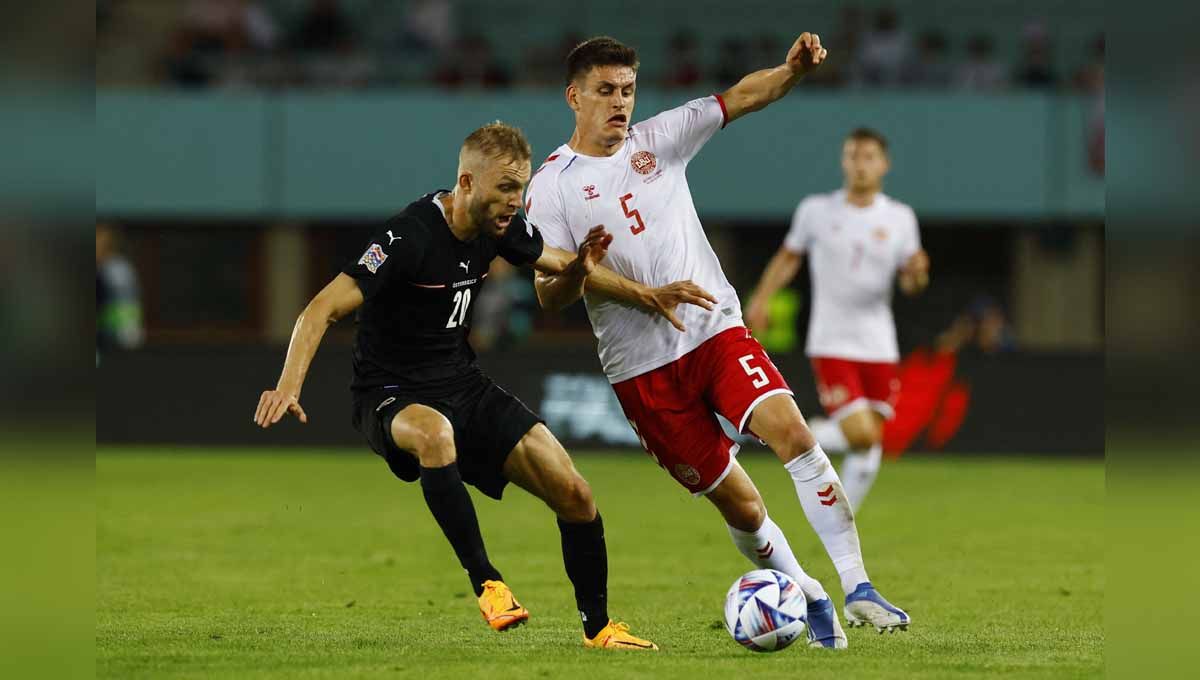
419, 462, 502, 597
558, 512, 609, 639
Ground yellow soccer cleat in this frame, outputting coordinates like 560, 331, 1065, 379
583, 621, 659, 651
477, 580, 529, 632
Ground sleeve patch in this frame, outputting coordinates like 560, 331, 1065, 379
358, 243, 388, 273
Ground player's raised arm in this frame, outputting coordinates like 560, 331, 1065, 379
720, 32, 827, 125
532, 226, 717, 332
254, 273, 363, 428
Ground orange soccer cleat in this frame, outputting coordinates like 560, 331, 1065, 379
477, 580, 530, 632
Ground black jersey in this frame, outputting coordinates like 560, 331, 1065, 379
341, 191, 545, 393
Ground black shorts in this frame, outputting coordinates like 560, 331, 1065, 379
352, 373, 542, 500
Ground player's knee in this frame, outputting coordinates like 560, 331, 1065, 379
403, 424, 457, 467
556, 475, 596, 523
843, 418, 881, 450
775, 418, 818, 461
725, 496, 766, 533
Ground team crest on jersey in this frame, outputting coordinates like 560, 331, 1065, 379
631, 150, 657, 175
873, 227, 889, 241
358, 243, 388, 274
583, 184, 600, 200
674, 463, 701, 486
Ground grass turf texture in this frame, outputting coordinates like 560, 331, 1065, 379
98, 449, 1102, 679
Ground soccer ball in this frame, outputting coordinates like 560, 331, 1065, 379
724, 568, 808, 652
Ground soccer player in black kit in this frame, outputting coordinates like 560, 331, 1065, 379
254, 122, 717, 650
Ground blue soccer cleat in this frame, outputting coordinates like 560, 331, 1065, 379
806, 597, 848, 649
844, 582, 911, 633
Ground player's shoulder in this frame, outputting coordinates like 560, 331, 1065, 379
632, 95, 718, 135
526, 146, 577, 209
878, 193, 918, 222
797, 191, 840, 213
379, 193, 446, 241
529, 146, 576, 184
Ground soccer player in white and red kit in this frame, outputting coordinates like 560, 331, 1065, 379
746, 128, 931, 513
525, 36, 910, 647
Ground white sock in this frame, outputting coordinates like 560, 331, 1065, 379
840, 443, 883, 514
727, 514, 829, 603
784, 444, 870, 595
809, 417, 850, 453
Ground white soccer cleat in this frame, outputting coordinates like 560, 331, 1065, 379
843, 582, 911, 633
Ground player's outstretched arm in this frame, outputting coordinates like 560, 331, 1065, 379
745, 247, 804, 333
720, 32, 827, 125
898, 248, 931, 296
254, 273, 363, 428
533, 226, 717, 331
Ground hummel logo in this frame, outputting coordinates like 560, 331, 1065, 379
755, 542, 775, 559
458, 260, 469, 272
386, 230, 402, 245
817, 484, 839, 506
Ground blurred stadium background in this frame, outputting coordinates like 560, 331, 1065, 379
95, 1, 1111, 677
96, 0, 1105, 454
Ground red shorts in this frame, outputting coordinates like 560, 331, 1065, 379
809, 356, 900, 420
612, 327, 792, 496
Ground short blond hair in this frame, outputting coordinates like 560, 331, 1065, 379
460, 121, 532, 167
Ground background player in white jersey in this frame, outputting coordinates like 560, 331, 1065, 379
525, 36, 910, 647
746, 128, 931, 512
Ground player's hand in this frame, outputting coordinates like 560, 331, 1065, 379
255, 389, 308, 428
569, 225, 614, 276
785, 32, 828, 77
899, 248, 930, 295
646, 280, 718, 332
745, 298, 770, 334
901, 248, 931, 276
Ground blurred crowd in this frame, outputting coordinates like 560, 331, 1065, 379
97, 1, 1103, 95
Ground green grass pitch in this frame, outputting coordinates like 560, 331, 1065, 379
97, 448, 1103, 678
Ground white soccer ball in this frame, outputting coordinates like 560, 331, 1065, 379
724, 568, 808, 652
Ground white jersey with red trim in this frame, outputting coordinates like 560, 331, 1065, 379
526, 95, 744, 383
783, 189, 921, 362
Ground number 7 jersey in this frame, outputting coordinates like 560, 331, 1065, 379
526, 95, 744, 383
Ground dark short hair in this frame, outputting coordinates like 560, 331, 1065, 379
846, 127, 889, 153
462, 121, 532, 164
565, 36, 639, 85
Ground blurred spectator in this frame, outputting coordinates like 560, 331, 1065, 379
96, 224, 145, 357
901, 30, 952, 89
433, 34, 511, 89
807, 5, 865, 88
1073, 34, 1105, 94
713, 37, 749, 87
398, 0, 456, 56
1014, 21, 1058, 89
163, 0, 279, 88
956, 34, 1008, 91
662, 30, 702, 90
517, 31, 583, 88
857, 7, 911, 87
184, 0, 279, 53
163, 30, 213, 88
293, 0, 354, 53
